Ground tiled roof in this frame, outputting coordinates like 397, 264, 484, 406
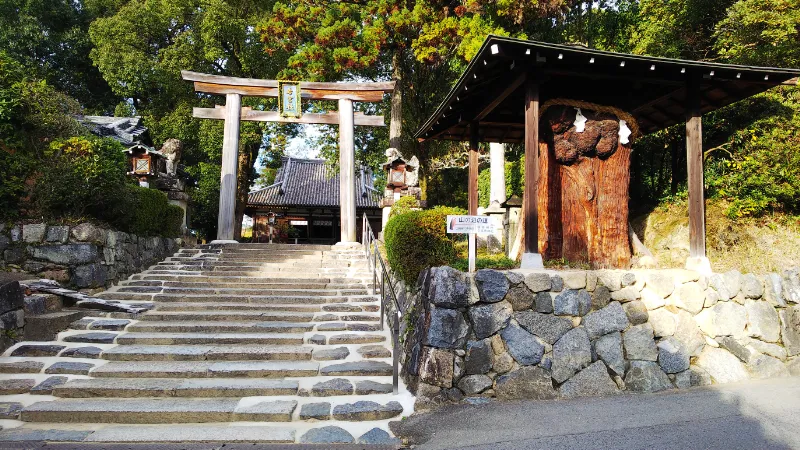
248, 157, 381, 209
78, 116, 149, 146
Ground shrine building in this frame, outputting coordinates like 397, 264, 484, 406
246, 157, 382, 244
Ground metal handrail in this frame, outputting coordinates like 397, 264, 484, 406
362, 213, 401, 394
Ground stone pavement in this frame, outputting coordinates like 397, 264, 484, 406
0, 243, 412, 445
392, 376, 800, 449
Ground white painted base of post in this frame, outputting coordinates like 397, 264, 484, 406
521, 252, 544, 269
686, 256, 712, 276
468, 233, 476, 273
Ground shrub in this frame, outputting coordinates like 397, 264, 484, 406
451, 253, 517, 272
32, 136, 129, 222
389, 195, 420, 219
122, 185, 183, 238
384, 205, 466, 283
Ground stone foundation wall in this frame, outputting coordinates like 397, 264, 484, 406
400, 266, 800, 406
0, 222, 179, 288
0, 281, 25, 352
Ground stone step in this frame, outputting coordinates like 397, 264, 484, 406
137, 311, 379, 323
131, 274, 372, 284
220, 244, 334, 250
116, 332, 305, 345
101, 344, 313, 361
141, 270, 373, 278
0, 425, 296, 443
24, 311, 90, 341
102, 292, 378, 304
216, 254, 367, 261
91, 360, 320, 378
0, 424, 400, 444
54, 378, 300, 398
201, 269, 372, 276
153, 302, 324, 312
152, 302, 378, 313
155, 262, 369, 270
121, 280, 370, 289
113, 286, 371, 295
137, 311, 319, 322
21, 398, 299, 423
126, 321, 315, 333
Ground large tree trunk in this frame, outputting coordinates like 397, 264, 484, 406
538, 106, 632, 268
389, 51, 403, 151
234, 142, 259, 240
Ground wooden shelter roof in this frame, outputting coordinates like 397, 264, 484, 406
415, 36, 800, 143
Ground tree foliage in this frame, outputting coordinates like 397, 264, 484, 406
88, 0, 293, 239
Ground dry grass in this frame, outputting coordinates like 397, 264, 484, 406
634, 200, 800, 274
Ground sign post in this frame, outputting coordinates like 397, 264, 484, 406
446, 215, 496, 273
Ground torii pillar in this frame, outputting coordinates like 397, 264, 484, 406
338, 98, 357, 243
217, 93, 242, 243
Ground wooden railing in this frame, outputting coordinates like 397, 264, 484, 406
361, 214, 401, 394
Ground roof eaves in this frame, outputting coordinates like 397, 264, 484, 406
415, 35, 800, 140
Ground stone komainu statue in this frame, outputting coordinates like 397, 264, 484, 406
160, 138, 183, 176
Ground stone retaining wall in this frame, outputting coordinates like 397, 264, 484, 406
0, 281, 25, 352
399, 266, 800, 406
0, 222, 179, 288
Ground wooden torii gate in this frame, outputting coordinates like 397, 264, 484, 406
181, 71, 394, 243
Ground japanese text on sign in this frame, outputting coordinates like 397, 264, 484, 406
446, 215, 496, 235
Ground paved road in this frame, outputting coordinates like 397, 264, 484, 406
392, 377, 800, 450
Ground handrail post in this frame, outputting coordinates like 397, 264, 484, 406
380, 269, 385, 332
393, 311, 400, 394
372, 246, 377, 296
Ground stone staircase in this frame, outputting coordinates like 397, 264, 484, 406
0, 243, 412, 445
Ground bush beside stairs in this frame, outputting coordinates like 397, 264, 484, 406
0, 243, 411, 445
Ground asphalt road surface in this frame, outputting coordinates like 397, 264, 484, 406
393, 376, 800, 450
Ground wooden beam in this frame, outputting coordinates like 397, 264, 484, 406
685, 75, 706, 259
649, 103, 683, 123
183, 71, 395, 91
523, 80, 540, 255
478, 121, 524, 129
193, 82, 386, 102
193, 107, 385, 127
474, 72, 527, 121
468, 122, 480, 215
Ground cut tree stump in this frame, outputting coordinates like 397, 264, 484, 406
537, 106, 632, 268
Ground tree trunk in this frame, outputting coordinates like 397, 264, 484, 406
389, 50, 403, 151
234, 142, 259, 240
539, 106, 632, 268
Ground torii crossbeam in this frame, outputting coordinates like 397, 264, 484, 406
182, 71, 394, 243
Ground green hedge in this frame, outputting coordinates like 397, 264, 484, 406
33, 136, 129, 223
123, 185, 183, 238
384, 205, 466, 283
32, 136, 182, 238
389, 195, 420, 219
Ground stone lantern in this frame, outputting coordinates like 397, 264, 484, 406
380, 148, 423, 230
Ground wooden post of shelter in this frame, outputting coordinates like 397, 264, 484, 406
181, 71, 393, 244
685, 74, 710, 272
522, 80, 543, 268
468, 122, 480, 215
